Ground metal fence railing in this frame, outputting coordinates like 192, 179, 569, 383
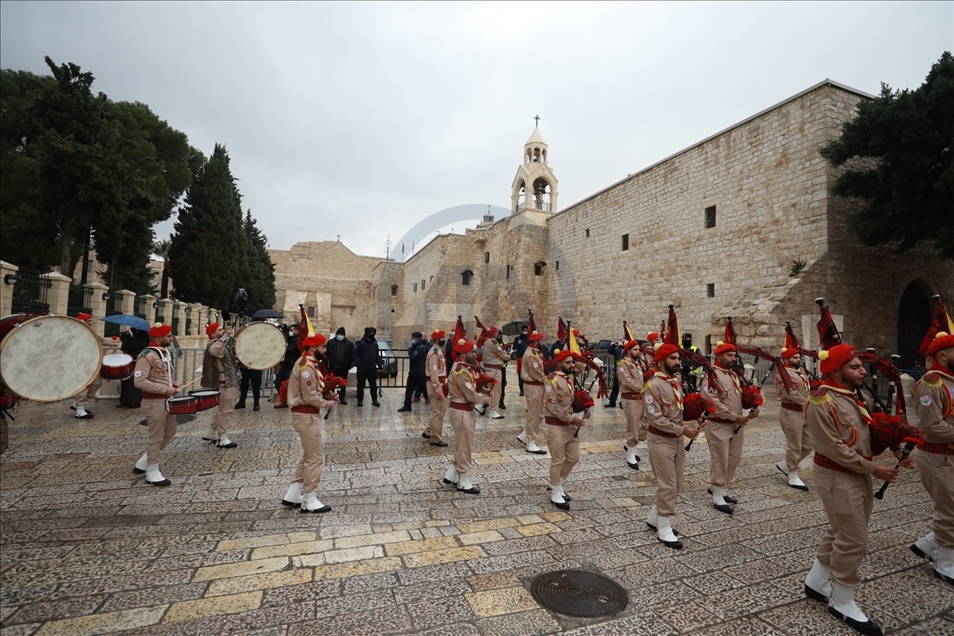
67, 282, 93, 316
10, 266, 51, 314
133, 295, 147, 319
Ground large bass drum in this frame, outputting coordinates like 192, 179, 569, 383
0, 315, 103, 402
233, 321, 286, 370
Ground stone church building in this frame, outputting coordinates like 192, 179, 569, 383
269, 80, 953, 367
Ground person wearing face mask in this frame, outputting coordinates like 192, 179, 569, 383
398, 332, 430, 413
325, 327, 354, 405
423, 329, 449, 446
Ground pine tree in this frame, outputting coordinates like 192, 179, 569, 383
169, 144, 248, 309
242, 209, 276, 313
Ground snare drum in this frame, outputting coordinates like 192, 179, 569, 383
233, 321, 286, 370
189, 389, 220, 412
165, 395, 197, 415
101, 353, 134, 380
0, 315, 103, 402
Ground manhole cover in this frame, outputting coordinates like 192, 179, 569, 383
530, 570, 627, 618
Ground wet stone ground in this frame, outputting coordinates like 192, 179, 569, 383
1, 369, 952, 635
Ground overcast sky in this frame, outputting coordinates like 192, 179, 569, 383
2, 2, 951, 259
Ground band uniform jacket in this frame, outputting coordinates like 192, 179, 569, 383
643, 372, 686, 436
806, 384, 876, 475
133, 346, 174, 394
775, 365, 810, 407
288, 354, 335, 410
543, 371, 574, 423
448, 362, 483, 405
520, 348, 546, 383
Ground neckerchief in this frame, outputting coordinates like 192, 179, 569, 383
653, 371, 684, 410
713, 364, 740, 397
821, 382, 873, 426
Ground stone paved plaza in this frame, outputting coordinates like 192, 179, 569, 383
1, 370, 952, 636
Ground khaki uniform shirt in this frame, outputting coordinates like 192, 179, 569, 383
481, 340, 511, 366
704, 365, 743, 421
288, 354, 334, 410
133, 346, 174, 394
775, 365, 810, 406
426, 345, 446, 384
448, 362, 483, 405
521, 348, 546, 383
914, 369, 954, 444
543, 371, 574, 423
806, 384, 876, 475
204, 337, 240, 388
617, 356, 644, 394
643, 372, 685, 436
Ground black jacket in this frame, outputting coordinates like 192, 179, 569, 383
512, 333, 530, 360
407, 340, 430, 378
352, 336, 379, 370
326, 336, 354, 370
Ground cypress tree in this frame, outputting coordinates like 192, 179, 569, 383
242, 209, 276, 313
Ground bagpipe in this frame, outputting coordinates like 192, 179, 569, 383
682, 392, 714, 451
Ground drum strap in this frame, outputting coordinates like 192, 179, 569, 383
140, 347, 173, 387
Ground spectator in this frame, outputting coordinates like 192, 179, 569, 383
398, 332, 430, 412
325, 327, 354, 404
352, 327, 381, 407
512, 325, 530, 396
273, 323, 300, 408
606, 340, 624, 407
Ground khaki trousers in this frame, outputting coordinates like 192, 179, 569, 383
779, 408, 813, 471
449, 407, 475, 474
547, 424, 580, 486
292, 412, 324, 493
523, 384, 545, 445
487, 369, 502, 409
212, 385, 238, 434
648, 432, 684, 517
706, 421, 744, 487
916, 451, 954, 548
426, 381, 448, 442
813, 465, 872, 587
144, 398, 177, 464
623, 398, 645, 447
75, 375, 102, 407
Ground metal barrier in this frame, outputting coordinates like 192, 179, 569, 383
11, 267, 51, 315
67, 282, 93, 316
375, 352, 411, 389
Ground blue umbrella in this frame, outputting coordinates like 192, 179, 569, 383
101, 314, 151, 331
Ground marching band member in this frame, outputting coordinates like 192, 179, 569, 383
618, 339, 647, 470
200, 322, 239, 448
444, 339, 490, 494
131, 323, 179, 486
543, 349, 588, 510
70, 312, 119, 419
424, 329, 449, 447
910, 332, 954, 585
518, 330, 548, 455
775, 346, 813, 490
282, 332, 337, 513
481, 326, 511, 420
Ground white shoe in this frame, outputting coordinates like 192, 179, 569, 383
626, 446, 639, 466
526, 440, 546, 454
549, 484, 569, 510
788, 469, 809, 491
202, 427, 218, 441
775, 460, 789, 477
710, 485, 728, 506
145, 463, 171, 487
829, 581, 877, 628
133, 452, 148, 475
911, 532, 938, 562
300, 490, 331, 513
216, 435, 237, 448
281, 483, 302, 507
646, 504, 659, 529
936, 546, 954, 584
457, 473, 480, 494
74, 406, 94, 419
517, 431, 529, 446
490, 411, 504, 420
657, 516, 682, 549
804, 558, 832, 601
442, 464, 459, 486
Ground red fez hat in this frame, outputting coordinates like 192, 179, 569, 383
928, 332, 954, 356
528, 330, 544, 342
647, 331, 660, 341
819, 343, 857, 375
149, 323, 172, 338
453, 338, 475, 355
431, 329, 446, 340
654, 343, 679, 362
206, 322, 220, 337
553, 349, 576, 363
76, 312, 92, 321
623, 340, 640, 352
713, 341, 736, 355
780, 346, 799, 360
302, 333, 327, 347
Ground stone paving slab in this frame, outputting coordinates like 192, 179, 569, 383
1, 370, 953, 635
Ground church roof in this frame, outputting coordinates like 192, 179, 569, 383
525, 127, 547, 147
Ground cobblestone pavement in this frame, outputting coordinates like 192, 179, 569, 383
1, 370, 952, 636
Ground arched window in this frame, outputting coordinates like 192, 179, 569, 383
461, 269, 473, 286
413, 283, 418, 293
390, 285, 398, 296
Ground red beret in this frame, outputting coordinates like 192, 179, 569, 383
714, 341, 736, 355
431, 329, 446, 340
302, 333, 327, 347
780, 346, 799, 360
654, 343, 679, 362
819, 343, 858, 375
206, 322, 220, 337
486, 326, 498, 337
572, 328, 580, 336
553, 349, 576, 363
76, 312, 92, 321
623, 340, 640, 352
453, 338, 475, 355
647, 332, 660, 341
149, 323, 172, 338
528, 330, 545, 342
928, 332, 954, 356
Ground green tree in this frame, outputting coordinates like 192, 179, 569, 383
242, 209, 276, 313
169, 144, 248, 310
820, 51, 954, 260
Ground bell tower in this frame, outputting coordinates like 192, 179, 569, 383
511, 116, 559, 222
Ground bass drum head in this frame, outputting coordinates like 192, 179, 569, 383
234, 321, 286, 370
0, 315, 103, 402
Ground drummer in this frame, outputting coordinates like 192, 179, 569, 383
70, 312, 120, 420
132, 323, 179, 486
200, 322, 240, 448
